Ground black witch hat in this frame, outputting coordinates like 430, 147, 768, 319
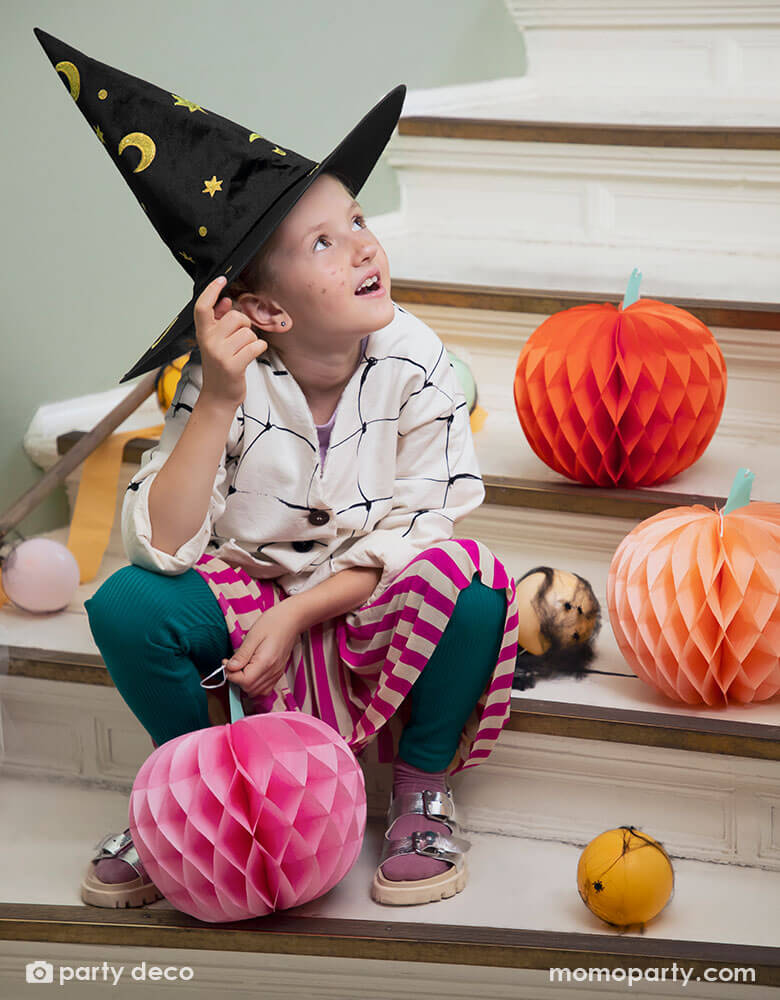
33, 28, 406, 384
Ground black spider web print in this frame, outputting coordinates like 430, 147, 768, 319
127, 307, 482, 571
231, 337, 480, 543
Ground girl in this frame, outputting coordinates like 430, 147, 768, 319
32, 27, 519, 910
82, 169, 520, 909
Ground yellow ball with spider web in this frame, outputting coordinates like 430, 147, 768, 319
577, 826, 674, 927
155, 353, 192, 412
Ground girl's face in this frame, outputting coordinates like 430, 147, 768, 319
249, 173, 395, 348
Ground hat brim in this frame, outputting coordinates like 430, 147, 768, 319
119, 84, 406, 384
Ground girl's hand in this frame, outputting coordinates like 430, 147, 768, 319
222, 600, 303, 699
194, 275, 268, 410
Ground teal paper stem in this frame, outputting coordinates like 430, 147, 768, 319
622, 268, 643, 309
722, 468, 755, 515
229, 681, 245, 723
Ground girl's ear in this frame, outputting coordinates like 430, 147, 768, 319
234, 292, 289, 336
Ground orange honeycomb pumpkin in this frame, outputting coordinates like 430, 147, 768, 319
514, 292, 727, 488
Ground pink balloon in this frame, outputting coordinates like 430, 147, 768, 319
2, 538, 80, 613
129, 711, 366, 923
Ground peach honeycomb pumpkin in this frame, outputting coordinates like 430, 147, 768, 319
513, 270, 727, 488
608, 470, 780, 706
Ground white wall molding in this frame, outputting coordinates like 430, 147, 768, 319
505, 1, 780, 29
501, 2, 780, 100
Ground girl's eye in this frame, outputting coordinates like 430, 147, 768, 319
313, 215, 366, 251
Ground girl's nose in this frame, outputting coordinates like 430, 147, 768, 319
353, 231, 377, 260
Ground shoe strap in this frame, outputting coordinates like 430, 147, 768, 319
380, 829, 472, 867
386, 789, 456, 831
92, 830, 145, 879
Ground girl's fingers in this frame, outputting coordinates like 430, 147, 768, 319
194, 275, 227, 323
214, 297, 232, 320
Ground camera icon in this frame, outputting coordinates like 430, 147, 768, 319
26, 960, 54, 983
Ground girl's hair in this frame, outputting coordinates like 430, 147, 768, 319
223, 169, 357, 305
512, 566, 602, 692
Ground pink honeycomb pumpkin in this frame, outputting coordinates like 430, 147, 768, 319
129, 710, 366, 923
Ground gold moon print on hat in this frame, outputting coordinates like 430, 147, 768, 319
150, 313, 180, 350
118, 132, 156, 173
98, 88, 108, 100
248, 133, 263, 142
271, 147, 287, 156
198, 226, 207, 237
172, 94, 206, 114
55, 60, 80, 101
94, 125, 105, 145
202, 176, 223, 198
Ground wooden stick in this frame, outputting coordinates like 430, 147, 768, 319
0, 368, 162, 542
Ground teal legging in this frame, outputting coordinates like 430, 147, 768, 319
84, 564, 507, 771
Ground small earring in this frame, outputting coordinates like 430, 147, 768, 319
281, 321, 286, 327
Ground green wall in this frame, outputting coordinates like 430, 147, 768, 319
0, 0, 524, 539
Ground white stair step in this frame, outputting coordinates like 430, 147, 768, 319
404, 76, 780, 127
0, 771, 778, 1000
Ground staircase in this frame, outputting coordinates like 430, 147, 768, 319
2, 2, 779, 996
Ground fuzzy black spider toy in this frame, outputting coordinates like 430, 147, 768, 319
512, 566, 602, 692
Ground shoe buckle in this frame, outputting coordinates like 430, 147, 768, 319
412, 830, 440, 856
410, 829, 472, 862
386, 788, 456, 831
92, 830, 132, 861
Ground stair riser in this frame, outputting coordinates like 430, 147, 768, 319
504, 1, 780, 98
380, 136, 780, 271
3, 675, 778, 872
50, 472, 765, 601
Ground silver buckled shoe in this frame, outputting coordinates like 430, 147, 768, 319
80, 829, 163, 908
371, 788, 471, 905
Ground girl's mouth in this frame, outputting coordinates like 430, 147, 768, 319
355, 272, 384, 297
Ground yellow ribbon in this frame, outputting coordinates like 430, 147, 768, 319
0, 423, 164, 610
